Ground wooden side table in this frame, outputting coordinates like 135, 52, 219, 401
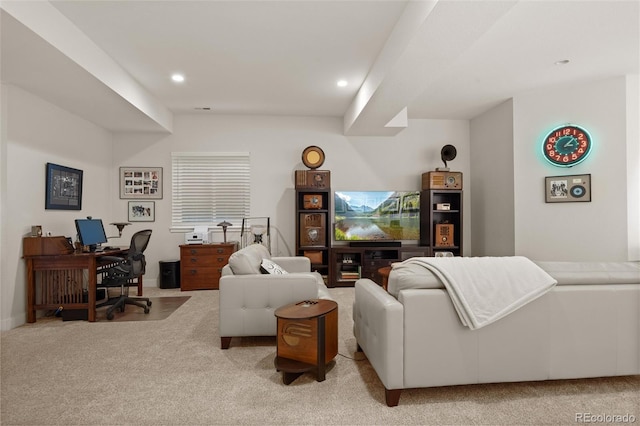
378, 266, 392, 291
274, 299, 338, 384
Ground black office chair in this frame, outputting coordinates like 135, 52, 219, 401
98, 229, 152, 320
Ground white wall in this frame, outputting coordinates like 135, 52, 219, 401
626, 75, 640, 261
112, 115, 472, 282
470, 99, 515, 256
512, 77, 633, 261
1, 84, 114, 330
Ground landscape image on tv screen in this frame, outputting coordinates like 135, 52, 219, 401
334, 191, 420, 241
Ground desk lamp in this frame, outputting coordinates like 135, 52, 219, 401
217, 221, 232, 243
109, 222, 131, 238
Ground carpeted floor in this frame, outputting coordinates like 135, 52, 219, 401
1, 287, 638, 425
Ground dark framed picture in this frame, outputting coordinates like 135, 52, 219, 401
545, 174, 591, 203
120, 167, 162, 199
45, 163, 83, 210
128, 201, 155, 222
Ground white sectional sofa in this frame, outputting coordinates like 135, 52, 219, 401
219, 244, 333, 349
353, 260, 640, 406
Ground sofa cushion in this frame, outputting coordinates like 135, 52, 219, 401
228, 244, 271, 275
388, 259, 640, 298
388, 261, 443, 297
260, 259, 288, 274
534, 261, 640, 285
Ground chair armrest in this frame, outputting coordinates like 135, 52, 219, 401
271, 256, 310, 273
353, 279, 404, 390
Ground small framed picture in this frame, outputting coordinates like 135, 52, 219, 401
120, 167, 162, 199
545, 174, 591, 203
45, 163, 83, 210
128, 201, 155, 222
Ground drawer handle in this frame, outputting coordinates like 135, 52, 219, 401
217, 249, 225, 254
217, 257, 225, 262
190, 258, 198, 263
190, 269, 197, 275
190, 249, 197, 255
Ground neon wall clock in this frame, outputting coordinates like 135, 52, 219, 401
542, 124, 592, 167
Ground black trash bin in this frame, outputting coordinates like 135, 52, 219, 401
159, 260, 181, 289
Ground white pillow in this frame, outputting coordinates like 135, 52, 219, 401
228, 244, 271, 275
260, 259, 288, 275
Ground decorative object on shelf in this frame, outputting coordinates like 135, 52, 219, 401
437, 144, 457, 171
295, 169, 330, 189
127, 201, 155, 222
119, 167, 163, 199
434, 251, 454, 257
542, 124, 592, 167
301, 145, 325, 169
303, 194, 323, 209
241, 217, 271, 253
31, 226, 43, 237
109, 222, 131, 238
435, 223, 454, 247
217, 221, 232, 243
545, 174, 591, 203
422, 171, 462, 190
45, 163, 83, 210
299, 213, 326, 246
303, 250, 323, 264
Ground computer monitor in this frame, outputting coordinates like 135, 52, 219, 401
75, 218, 108, 251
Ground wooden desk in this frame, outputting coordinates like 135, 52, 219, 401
24, 248, 130, 323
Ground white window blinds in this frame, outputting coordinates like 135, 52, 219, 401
171, 152, 250, 231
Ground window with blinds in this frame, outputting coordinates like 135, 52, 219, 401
171, 152, 250, 231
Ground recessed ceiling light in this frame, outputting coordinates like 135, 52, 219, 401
337, 80, 348, 87
554, 59, 570, 65
171, 73, 185, 83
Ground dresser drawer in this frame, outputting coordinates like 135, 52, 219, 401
181, 266, 222, 290
182, 253, 217, 267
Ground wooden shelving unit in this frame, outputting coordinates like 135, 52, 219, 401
419, 189, 463, 256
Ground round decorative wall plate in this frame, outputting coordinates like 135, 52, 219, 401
302, 146, 325, 169
542, 124, 592, 167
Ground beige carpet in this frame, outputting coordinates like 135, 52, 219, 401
1, 287, 638, 425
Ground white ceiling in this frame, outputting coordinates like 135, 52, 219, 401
1, 0, 638, 135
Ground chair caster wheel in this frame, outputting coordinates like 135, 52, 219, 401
107, 312, 114, 320
144, 307, 150, 314
147, 300, 152, 306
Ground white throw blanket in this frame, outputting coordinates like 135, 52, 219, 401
404, 256, 557, 330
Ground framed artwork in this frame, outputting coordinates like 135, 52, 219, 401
545, 174, 591, 203
45, 163, 83, 210
120, 167, 162, 199
128, 201, 155, 222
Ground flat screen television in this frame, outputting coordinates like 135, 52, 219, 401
334, 191, 420, 242
75, 218, 108, 251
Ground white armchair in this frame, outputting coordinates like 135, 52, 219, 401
218, 244, 332, 349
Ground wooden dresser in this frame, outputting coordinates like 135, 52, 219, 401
179, 242, 237, 290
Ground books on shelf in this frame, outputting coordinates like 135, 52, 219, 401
339, 271, 360, 280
